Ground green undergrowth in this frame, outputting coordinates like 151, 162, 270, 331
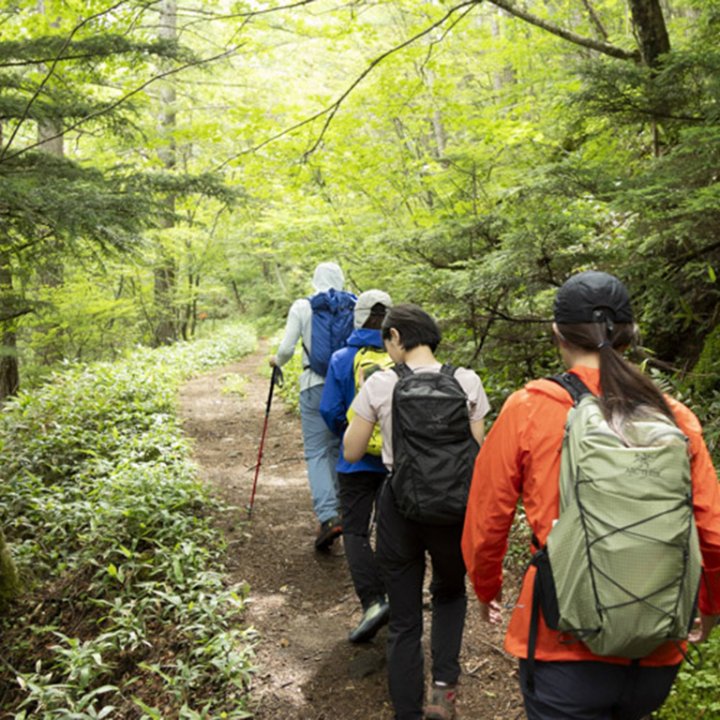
269, 332, 301, 414
0, 324, 257, 719
655, 634, 720, 719
646, 376, 720, 712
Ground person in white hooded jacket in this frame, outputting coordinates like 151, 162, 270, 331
270, 262, 351, 551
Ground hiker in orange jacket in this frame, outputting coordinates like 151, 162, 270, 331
462, 270, 720, 720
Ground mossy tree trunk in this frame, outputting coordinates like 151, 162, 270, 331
0, 527, 19, 605
0, 251, 20, 402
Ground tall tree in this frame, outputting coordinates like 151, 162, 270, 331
153, 0, 179, 346
0, 0, 192, 398
627, 0, 671, 67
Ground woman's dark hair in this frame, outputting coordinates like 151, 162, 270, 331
362, 302, 389, 330
381, 303, 441, 352
556, 322, 675, 423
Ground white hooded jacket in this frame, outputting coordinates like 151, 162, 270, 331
275, 263, 345, 391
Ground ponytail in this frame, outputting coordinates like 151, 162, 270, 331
556, 323, 675, 424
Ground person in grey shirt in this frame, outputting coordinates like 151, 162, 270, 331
345, 303, 489, 720
270, 262, 349, 551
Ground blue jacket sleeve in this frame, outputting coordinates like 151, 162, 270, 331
320, 354, 349, 437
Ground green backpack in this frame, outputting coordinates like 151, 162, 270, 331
345, 346, 393, 457
529, 372, 701, 668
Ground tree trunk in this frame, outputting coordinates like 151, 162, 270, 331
153, 0, 178, 345
490, 9, 515, 90
153, 224, 177, 346
0, 326, 19, 401
0, 117, 19, 401
0, 252, 19, 402
626, 0, 671, 68
627, 0, 671, 155
36, 0, 66, 361
0, 526, 20, 606
36, 0, 65, 244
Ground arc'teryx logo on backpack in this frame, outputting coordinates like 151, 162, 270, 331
530, 373, 701, 660
628, 452, 656, 478
390, 364, 479, 525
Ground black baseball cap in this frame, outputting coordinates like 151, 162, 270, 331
553, 271, 634, 324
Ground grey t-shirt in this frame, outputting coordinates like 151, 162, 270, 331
350, 363, 490, 469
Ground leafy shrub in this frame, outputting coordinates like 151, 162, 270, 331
0, 324, 257, 719
269, 331, 302, 414
655, 633, 720, 719
638, 370, 720, 717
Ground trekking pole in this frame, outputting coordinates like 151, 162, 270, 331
248, 365, 284, 518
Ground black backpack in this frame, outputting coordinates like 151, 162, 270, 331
390, 363, 479, 524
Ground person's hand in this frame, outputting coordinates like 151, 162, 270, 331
269, 355, 277, 368
479, 599, 503, 625
688, 613, 720, 643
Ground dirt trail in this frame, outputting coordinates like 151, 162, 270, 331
178, 343, 524, 719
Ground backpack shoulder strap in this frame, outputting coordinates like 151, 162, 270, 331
393, 363, 413, 379
308, 292, 325, 309
353, 346, 373, 371
547, 372, 593, 405
440, 363, 456, 377
338, 290, 357, 309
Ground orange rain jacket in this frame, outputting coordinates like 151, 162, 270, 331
462, 364, 720, 665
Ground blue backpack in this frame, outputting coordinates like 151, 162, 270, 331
303, 289, 356, 376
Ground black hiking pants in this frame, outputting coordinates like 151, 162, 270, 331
375, 482, 467, 720
519, 659, 680, 720
338, 470, 386, 609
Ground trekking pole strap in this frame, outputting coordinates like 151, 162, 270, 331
264, 365, 284, 415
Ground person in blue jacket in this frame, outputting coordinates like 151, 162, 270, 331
320, 289, 393, 643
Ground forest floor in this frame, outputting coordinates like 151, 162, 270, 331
178, 342, 525, 720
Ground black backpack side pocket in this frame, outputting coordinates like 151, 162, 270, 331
531, 547, 560, 630
526, 546, 560, 694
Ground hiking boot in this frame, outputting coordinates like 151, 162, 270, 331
425, 681, 458, 720
314, 516, 342, 551
348, 598, 389, 643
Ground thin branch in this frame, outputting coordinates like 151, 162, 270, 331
0, 0, 133, 163
483, 306, 549, 324
671, 238, 720, 267
2, 51, 146, 68
176, 0, 320, 24
0, 307, 33, 323
217, 0, 636, 165
487, 0, 639, 61
216, 0, 480, 168
303, 1, 480, 157
416, 4, 476, 79
3, 47, 239, 163
581, 0, 609, 41
162, 0, 323, 31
